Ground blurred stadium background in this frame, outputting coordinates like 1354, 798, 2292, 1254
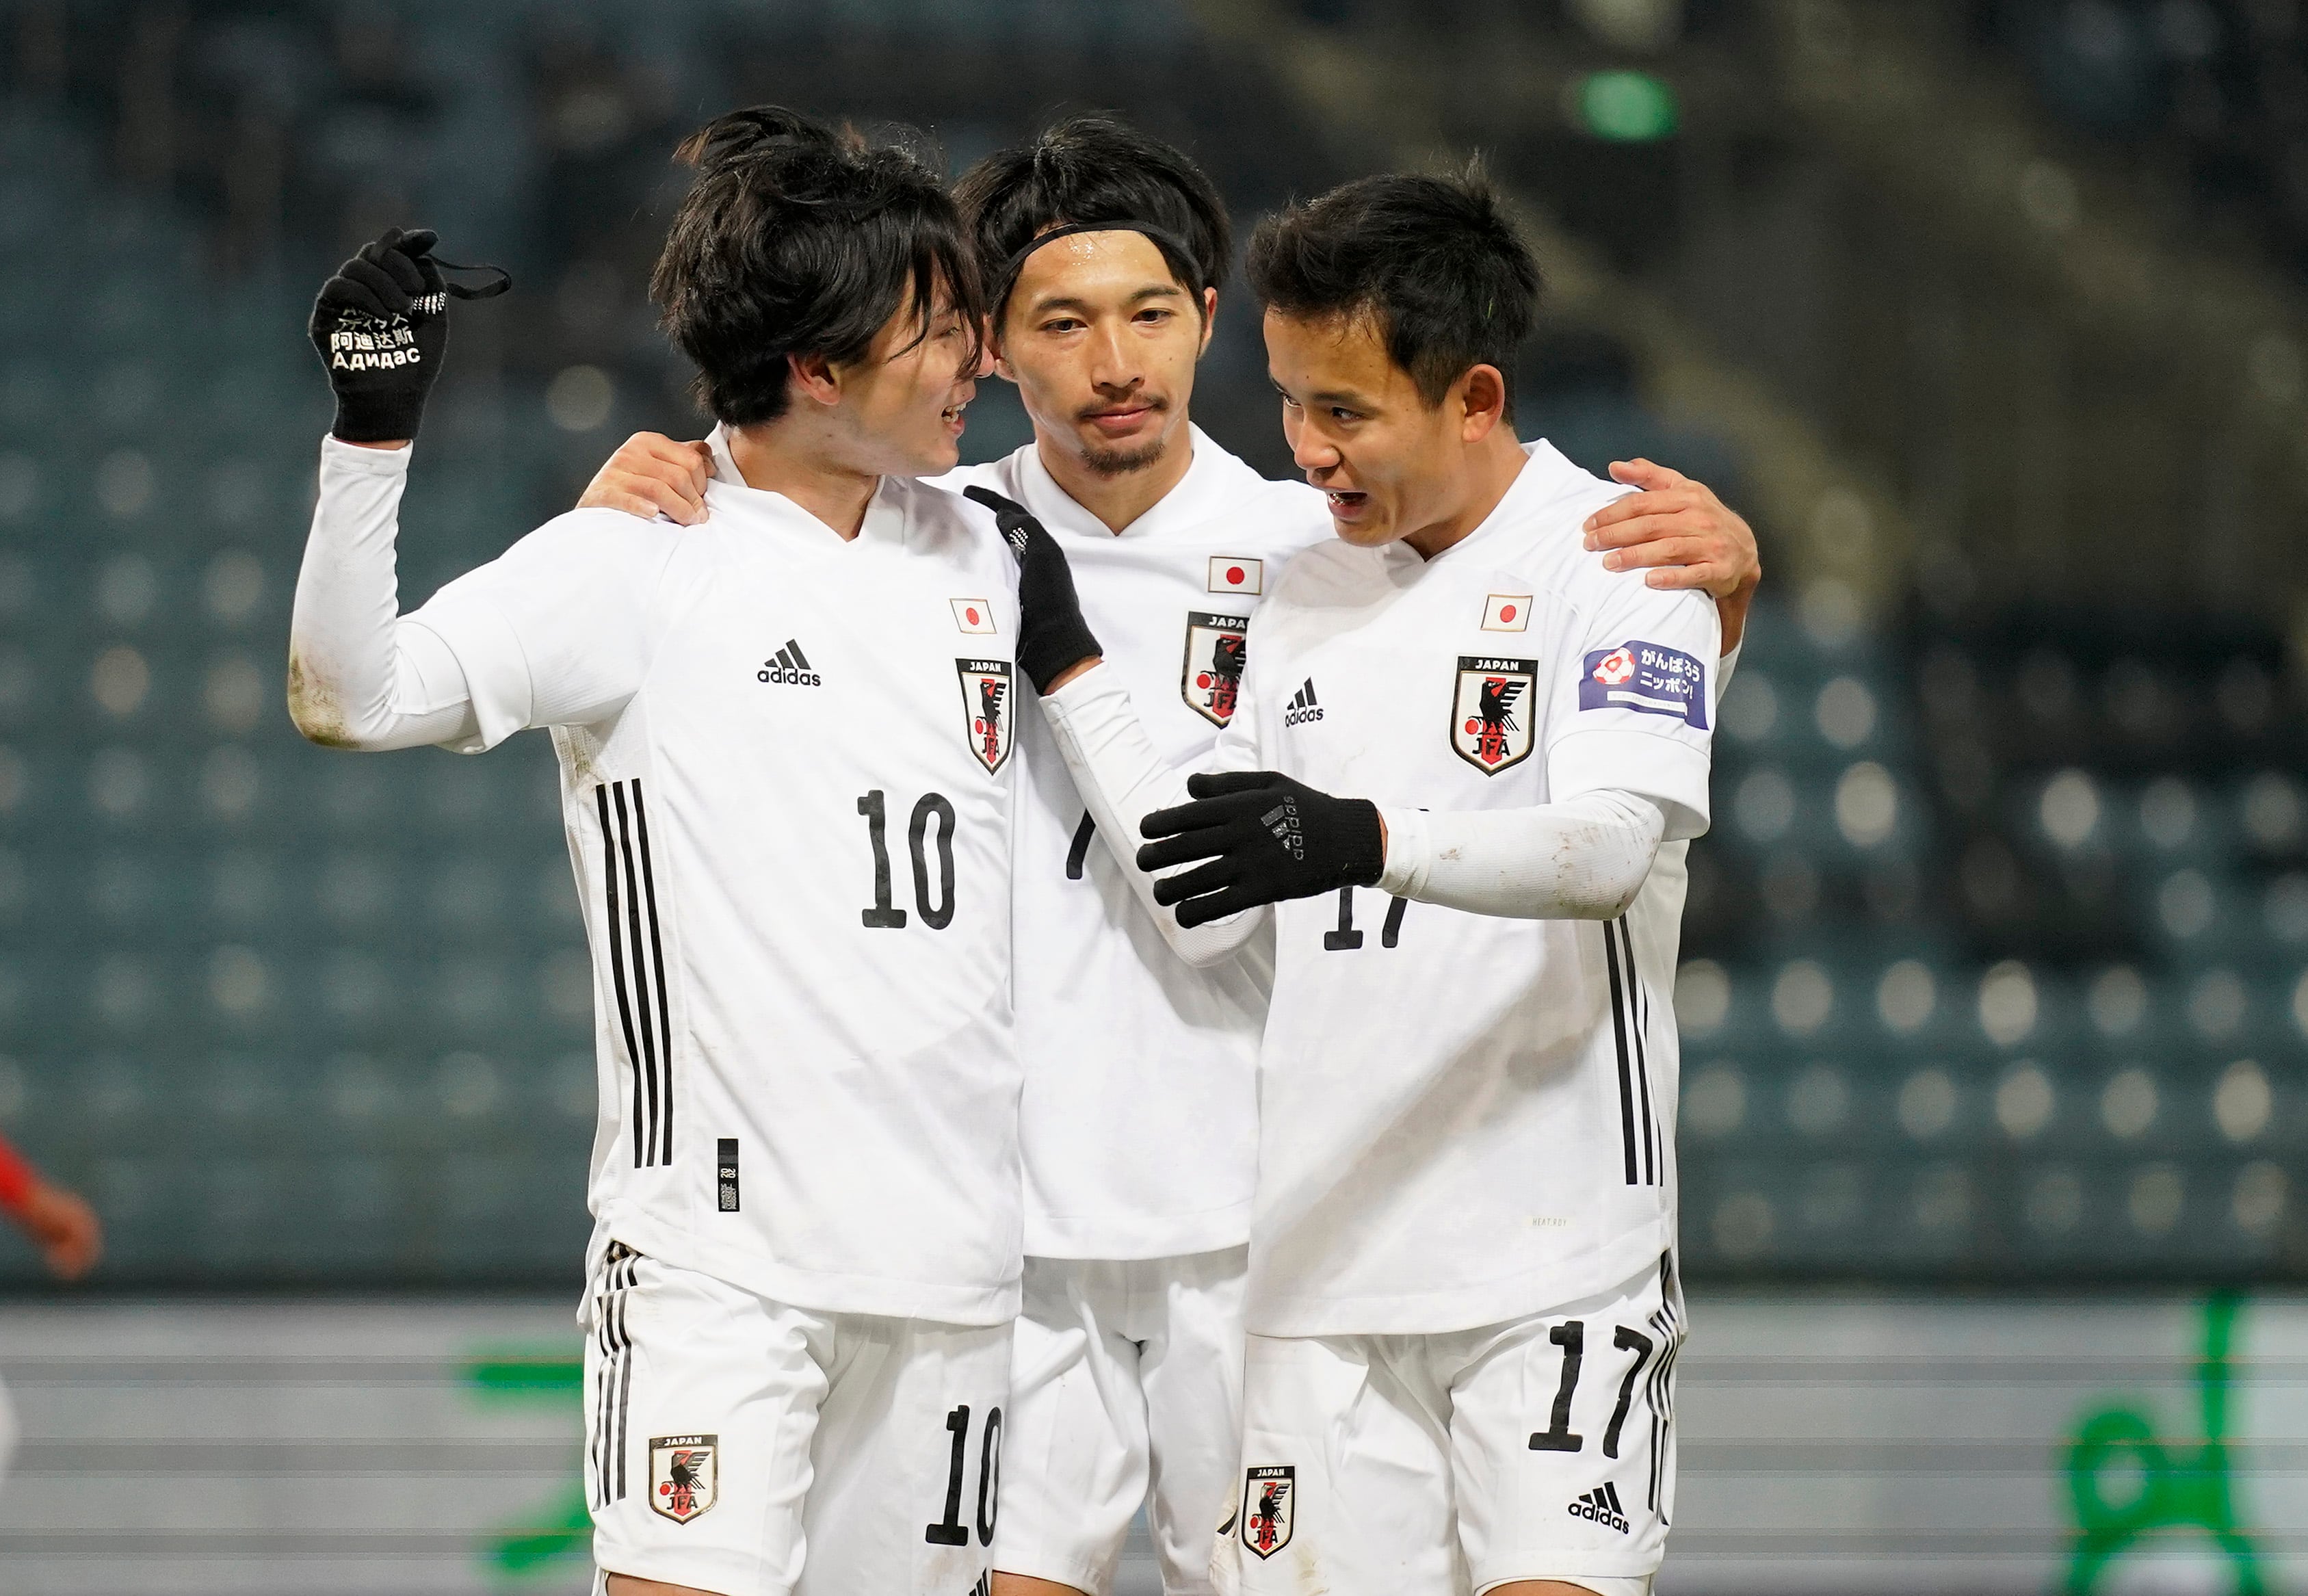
0, 0, 2305, 1589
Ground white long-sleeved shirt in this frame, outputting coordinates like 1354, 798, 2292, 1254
289, 432, 1033, 1326
1042, 441, 1724, 1337
932, 432, 1333, 1259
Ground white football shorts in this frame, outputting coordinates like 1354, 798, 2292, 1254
1212, 1253, 1682, 1596
995, 1247, 1248, 1595
582, 1241, 1012, 1596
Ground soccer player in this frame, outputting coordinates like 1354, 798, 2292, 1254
0, 1133, 100, 1491
0, 1135, 101, 1285
578, 122, 1755, 1596
288, 109, 1042, 1596
1008, 166, 1723, 1596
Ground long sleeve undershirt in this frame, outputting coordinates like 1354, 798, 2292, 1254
287, 439, 481, 752
1039, 663, 1669, 969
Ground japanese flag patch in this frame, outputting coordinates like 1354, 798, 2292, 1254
1579, 640, 1708, 729
950, 598, 996, 634
1208, 557, 1263, 596
1482, 594, 1531, 631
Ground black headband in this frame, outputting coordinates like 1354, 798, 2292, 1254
993, 219, 1203, 315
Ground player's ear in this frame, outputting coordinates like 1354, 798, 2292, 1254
1458, 363, 1508, 443
787, 349, 841, 407
986, 316, 1017, 384
1197, 287, 1219, 358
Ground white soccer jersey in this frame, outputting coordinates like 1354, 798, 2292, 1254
934, 432, 1330, 1259
411, 429, 1025, 1325
1217, 442, 1720, 1338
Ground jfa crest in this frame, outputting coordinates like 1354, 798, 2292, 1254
1181, 612, 1249, 727
956, 658, 1014, 773
1242, 1465, 1295, 1558
1452, 655, 1538, 774
649, 1434, 718, 1523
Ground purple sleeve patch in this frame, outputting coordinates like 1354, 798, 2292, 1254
1578, 640, 1709, 730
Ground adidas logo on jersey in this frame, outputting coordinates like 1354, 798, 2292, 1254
1567, 1482, 1631, 1534
757, 640, 822, 687
1283, 678, 1324, 727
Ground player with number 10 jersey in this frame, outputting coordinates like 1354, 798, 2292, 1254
291, 109, 1030, 1596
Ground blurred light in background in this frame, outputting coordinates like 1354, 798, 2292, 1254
1567, 69, 1679, 143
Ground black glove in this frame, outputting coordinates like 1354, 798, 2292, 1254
1136, 770, 1385, 928
963, 486, 1103, 694
309, 227, 510, 443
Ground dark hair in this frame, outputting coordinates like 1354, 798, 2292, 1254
651, 105, 984, 426
1246, 162, 1540, 417
952, 114, 1232, 325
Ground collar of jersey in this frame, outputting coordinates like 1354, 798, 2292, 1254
703, 423, 907, 549
1010, 423, 1250, 543
1402, 439, 1588, 571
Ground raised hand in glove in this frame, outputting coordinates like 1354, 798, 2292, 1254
309, 226, 509, 444
963, 485, 1103, 694
1137, 770, 1385, 928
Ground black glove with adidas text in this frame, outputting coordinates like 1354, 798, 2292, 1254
1137, 770, 1385, 927
964, 486, 1103, 694
309, 226, 509, 443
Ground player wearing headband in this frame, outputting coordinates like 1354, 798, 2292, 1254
947, 122, 1325, 1596
290, 109, 1025, 1596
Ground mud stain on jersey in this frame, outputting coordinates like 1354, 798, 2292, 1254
285, 650, 358, 748
556, 724, 603, 787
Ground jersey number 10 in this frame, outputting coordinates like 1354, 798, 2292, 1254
858, 789, 957, 930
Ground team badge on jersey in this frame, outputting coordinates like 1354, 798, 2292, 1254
1241, 1465, 1295, 1558
1579, 639, 1709, 729
956, 658, 1014, 773
649, 1434, 718, 1523
1181, 612, 1249, 726
1482, 592, 1532, 631
949, 598, 996, 634
1208, 556, 1263, 596
1452, 655, 1538, 774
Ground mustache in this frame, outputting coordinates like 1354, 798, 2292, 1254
1076, 395, 1168, 421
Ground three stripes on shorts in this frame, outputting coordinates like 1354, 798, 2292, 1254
591, 1242, 641, 1509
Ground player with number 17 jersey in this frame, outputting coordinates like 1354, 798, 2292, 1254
1049, 436, 1714, 1596
1029, 166, 1741, 1595
1205, 439, 1713, 1334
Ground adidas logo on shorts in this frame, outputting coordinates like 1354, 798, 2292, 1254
757, 640, 822, 687
1567, 1482, 1631, 1534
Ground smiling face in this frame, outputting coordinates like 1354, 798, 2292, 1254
996, 230, 1214, 479
1263, 305, 1506, 551
829, 278, 988, 477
